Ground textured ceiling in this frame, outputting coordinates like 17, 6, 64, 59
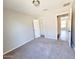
4, 0, 72, 17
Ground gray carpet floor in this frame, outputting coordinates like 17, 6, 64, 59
4, 37, 75, 59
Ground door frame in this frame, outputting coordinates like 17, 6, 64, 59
57, 13, 69, 40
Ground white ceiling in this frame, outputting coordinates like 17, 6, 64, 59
4, 0, 72, 18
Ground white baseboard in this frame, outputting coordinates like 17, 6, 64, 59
3, 38, 34, 55
44, 37, 57, 40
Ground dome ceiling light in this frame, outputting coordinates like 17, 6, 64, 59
32, 0, 40, 7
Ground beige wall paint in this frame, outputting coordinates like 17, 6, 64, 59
39, 12, 57, 39
3, 9, 34, 54
39, 2, 72, 39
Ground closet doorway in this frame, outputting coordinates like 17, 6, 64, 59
33, 19, 40, 38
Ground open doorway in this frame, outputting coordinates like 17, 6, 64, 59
33, 19, 40, 38
57, 14, 71, 46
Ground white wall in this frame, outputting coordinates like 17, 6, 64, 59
3, 9, 34, 54
39, 12, 57, 39
39, 2, 72, 39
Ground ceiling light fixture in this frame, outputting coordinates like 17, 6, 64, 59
32, 0, 40, 7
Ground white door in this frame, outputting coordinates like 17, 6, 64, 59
68, 9, 72, 47
33, 19, 40, 38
